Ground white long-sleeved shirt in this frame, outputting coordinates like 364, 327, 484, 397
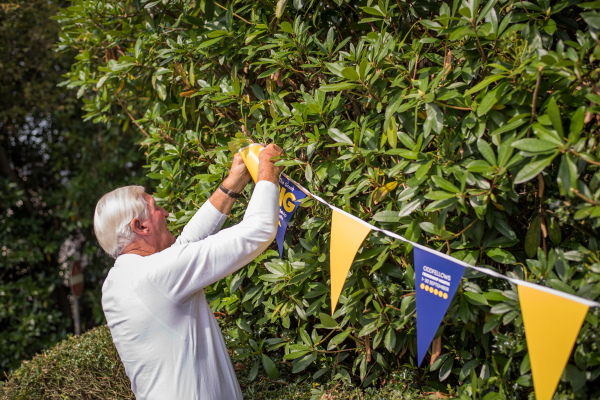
102, 181, 279, 400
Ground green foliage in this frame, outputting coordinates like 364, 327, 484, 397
0, 324, 430, 400
56, 0, 600, 397
0, 326, 132, 400
0, 0, 147, 377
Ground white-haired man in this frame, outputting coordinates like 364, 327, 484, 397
94, 144, 283, 400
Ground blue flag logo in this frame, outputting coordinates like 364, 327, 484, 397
414, 246, 465, 366
276, 174, 307, 257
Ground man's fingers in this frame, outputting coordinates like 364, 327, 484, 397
231, 153, 246, 166
259, 144, 284, 161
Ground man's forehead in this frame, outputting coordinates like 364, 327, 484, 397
142, 192, 155, 204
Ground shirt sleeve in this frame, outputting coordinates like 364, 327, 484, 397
145, 181, 280, 303
175, 199, 228, 245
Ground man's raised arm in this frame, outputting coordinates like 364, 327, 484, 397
209, 143, 283, 214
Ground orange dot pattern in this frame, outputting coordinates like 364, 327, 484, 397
420, 283, 449, 300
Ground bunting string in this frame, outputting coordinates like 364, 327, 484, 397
239, 144, 598, 399
285, 174, 600, 309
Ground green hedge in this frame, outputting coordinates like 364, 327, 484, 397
55, 0, 600, 398
0, 326, 132, 400
0, 325, 430, 400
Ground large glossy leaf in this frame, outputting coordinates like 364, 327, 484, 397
327, 128, 354, 145
431, 175, 461, 193
485, 248, 517, 264
513, 154, 556, 184
512, 138, 559, 153
477, 139, 497, 166
261, 354, 279, 378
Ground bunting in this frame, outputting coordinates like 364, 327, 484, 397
518, 284, 590, 400
329, 209, 372, 314
237, 148, 600, 399
238, 143, 307, 257
275, 174, 307, 257
414, 247, 465, 366
239, 143, 263, 183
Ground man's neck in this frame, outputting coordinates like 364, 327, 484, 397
121, 241, 158, 257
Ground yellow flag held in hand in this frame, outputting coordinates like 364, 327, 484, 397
518, 284, 589, 400
330, 208, 372, 314
239, 143, 263, 183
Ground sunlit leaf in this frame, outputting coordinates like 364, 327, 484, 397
373, 181, 398, 204
327, 128, 353, 145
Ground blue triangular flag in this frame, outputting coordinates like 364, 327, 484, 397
415, 246, 465, 366
275, 174, 307, 257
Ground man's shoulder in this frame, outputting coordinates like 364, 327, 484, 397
102, 256, 145, 291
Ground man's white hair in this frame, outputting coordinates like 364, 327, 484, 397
94, 185, 149, 259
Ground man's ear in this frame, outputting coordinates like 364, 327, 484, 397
130, 218, 150, 235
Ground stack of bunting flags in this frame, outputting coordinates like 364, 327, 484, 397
238, 145, 599, 400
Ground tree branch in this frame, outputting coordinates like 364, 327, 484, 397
116, 96, 202, 158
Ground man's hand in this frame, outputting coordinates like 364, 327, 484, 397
257, 143, 284, 184
208, 144, 282, 214
222, 153, 252, 193
209, 153, 251, 214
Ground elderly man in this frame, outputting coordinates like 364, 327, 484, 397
93, 144, 283, 400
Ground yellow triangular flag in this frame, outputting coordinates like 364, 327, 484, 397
239, 143, 263, 183
330, 208, 372, 314
518, 285, 589, 400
